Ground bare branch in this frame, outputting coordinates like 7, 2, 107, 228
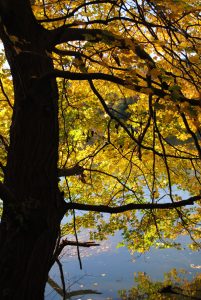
48, 27, 110, 47
53, 239, 99, 261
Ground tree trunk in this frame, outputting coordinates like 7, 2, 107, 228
0, 1, 64, 299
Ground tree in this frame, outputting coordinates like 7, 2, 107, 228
0, 0, 200, 299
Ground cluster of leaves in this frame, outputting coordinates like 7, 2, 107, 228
1, 0, 201, 251
119, 268, 201, 299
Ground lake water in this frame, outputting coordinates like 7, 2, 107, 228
45, 188, 201, 299
45, 231, 201, 300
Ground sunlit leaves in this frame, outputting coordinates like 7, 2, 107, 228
1, 0, 201, 251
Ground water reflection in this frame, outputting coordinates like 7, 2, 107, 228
46, 232, 201, 300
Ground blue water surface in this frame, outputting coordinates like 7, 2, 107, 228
45, 231, 201, 300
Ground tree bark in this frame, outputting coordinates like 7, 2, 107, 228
0, 1, 64, 299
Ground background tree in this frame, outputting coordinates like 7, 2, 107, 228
0, 0, 200, 299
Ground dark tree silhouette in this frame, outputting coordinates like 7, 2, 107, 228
0, 1, 200, 299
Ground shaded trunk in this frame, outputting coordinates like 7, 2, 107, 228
0, 1, 64, 299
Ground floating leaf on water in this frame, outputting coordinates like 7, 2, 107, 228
190, 264, 201, 269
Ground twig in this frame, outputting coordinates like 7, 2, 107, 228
65, 177, 82, 269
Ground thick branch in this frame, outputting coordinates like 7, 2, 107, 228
58, 165, 84, 177
40, 69, 166, 96
48, 27, 110, 47
47, 27, 200, 106
38, 70, 199, 106
65, 195, 201, 213
48, 26, 155, 65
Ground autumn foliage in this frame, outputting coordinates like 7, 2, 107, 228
0, 0, 201, 298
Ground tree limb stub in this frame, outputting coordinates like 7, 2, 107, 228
58, 165, 84, 177
60, 239, 99, 248
65, 195, 201, 213
56, 240, 99, 257
52, 239, 99, 265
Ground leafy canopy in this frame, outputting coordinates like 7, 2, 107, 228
0, 0, 201, 252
